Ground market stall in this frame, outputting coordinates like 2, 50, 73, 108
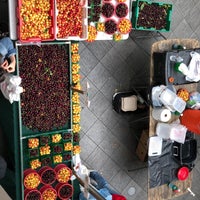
148, 39, 200, 200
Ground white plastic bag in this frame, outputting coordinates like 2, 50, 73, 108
186, 52, 200, 82
0, 73, 23, 103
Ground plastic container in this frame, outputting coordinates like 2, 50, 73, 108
38, 166, 56, 185
177, 166, 189, 181
158, 87, 186, 113
132, 0, 172, 32
117, 18, 132, 34
24, 169, 41, 189
55, 164, 72, 183
101, 2, 115, 18
115, 3, 128, 18
24, 189, 42, 200
55, 0, 88, 40
156, 122, 187, 143
17, 0, 55, 42
40, 185, 57, 200
172, 139, 197, 165
56, 183, 73, 200
156, 123, 171, 139
105, 19, 118, 34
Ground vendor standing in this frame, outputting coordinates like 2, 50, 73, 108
0, 37, 16, 73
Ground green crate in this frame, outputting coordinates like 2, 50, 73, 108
0, 93, 22, 200
131, 0, 173, 32
16, 41, 73, 137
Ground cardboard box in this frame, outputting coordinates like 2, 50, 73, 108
0, 186, 12, 200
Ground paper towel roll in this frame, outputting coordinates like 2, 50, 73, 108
152, 108, 171, 122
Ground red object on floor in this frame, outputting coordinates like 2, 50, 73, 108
180, 109, 200, 134
112, 194, 126, 200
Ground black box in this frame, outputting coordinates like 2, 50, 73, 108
153, 48, 200, 85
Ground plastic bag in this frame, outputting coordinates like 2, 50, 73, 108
186, 52, 200, 82
187, 91, 200, 109
0, 73, 23, 103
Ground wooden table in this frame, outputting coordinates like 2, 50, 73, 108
148, 39, 200, 200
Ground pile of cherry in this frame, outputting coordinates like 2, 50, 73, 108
18, 44, 71, 132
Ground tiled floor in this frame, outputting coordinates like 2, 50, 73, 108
78, 0, 200, 200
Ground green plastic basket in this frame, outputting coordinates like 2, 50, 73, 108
131, 0, 173, 32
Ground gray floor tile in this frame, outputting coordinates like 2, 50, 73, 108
175, 0, 197, 18
100, 76, 119, 101
87, 62, 111, 90
169, 5, 184, 32
98, 130, 121, 156
113, 62, 133, 89
173, 19, 194, 39
88, 91, 110, 118
79, 134, 98, 161
86, 120, 111, 145
80, 106, 98, 132
79, 47, 99, 76
110, 169, 133, 193
111, 142, 136, 169
78, 41, 87, 53
99, 158, 121, 182
121, 180, 144, 200
87, 40, 113, 60
127, 167, 148, 192
101, 46, 128, 75
99, 107, 119, 131
113, 37, 137, 60
185, 5, 200, 32
85, 146, 110, 171
110, 120, 131, 148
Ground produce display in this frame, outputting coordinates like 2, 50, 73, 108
118, 18, 132, 34
102, 3, 115, 18
18, 44, 70, 132
105, 20, 117, 34
56, 0, 88, 40
132, 0, 172, 31
88, 0, 131, 40
19, 0, 54, 41
56, 183, 73, 199
18, 42, 82, 199
115, 3, 128, 18
24, 189, 41, 200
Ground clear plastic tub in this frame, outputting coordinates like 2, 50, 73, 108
159, 87, 186, 113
